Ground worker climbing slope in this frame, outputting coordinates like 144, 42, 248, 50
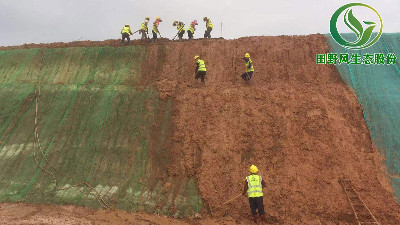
243, 165, 267, 223
241, 53, 254, 82
194, 55, 207, 84
152, 17, 163, 43
203, 17, 213, 39
188, 20, 198, 40
121, 24, 133, 44
173, 20, 185, 41
139, 17, 150, 40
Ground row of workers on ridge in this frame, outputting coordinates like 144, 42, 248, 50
121, 17, 213, 43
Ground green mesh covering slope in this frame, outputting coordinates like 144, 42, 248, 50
327, 33, 400, 201
0, 47, 202, 217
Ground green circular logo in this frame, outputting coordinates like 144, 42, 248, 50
330, 3, 383, 50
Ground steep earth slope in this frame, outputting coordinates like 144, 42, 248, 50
0, 35, 399, 224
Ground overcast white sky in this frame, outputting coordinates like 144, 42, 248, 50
0, 0, 399, 46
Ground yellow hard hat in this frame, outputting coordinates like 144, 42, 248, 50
145, 17, 150, 20
203, 17, 208, 21
249, 165, 258, 173
245, 53, 250, 58
173, 20, 178, 25
194, 55, 200, 60
156, 17, 160, 20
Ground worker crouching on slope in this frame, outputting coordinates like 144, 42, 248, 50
241, 53, 254, 81
152, 17, 162, 43
203, 17, 213, 38
121, 24, 133, 44
243, 165, 266, 223
188, 20, 198, 40
173, 20, 185, 41
194, 55, 206, 84
139, 17, 150, 39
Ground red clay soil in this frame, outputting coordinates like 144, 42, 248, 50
2, 35, 400, 224
141, 35, 400, 224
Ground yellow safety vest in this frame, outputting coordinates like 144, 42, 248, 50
197, 59, 206, 72
177, 22, 185, 33
207, 19, 213, 29
245, 58, 254, 73
140, 21, 148, 31
188, 25, 195, 33
121, 26, 131, 34
246, 175, 263, 197
152, 22, 159, 33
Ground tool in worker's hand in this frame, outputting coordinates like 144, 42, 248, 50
158, 31, 163, 38
172, 33, 178, 40
212, 193, 242, 210
132, 30, 140, 34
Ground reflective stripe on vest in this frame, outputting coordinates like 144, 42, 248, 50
141, 21, 148, 30
152, 22, 159, 33
246, 59, 254, 73
197, 59, 206, 72
207, 19, 213, 29
177, 22, 185, 32
246, 175, 263, 197
188, 25, 195, 33
122, 26, 131, 34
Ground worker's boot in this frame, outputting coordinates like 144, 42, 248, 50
260, 214, 266, 222
252, 215, 258, 223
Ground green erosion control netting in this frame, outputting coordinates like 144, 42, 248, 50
327, 33, 400, 201
0, 47, 202, 217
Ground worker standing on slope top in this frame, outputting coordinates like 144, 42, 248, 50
243, 165, 267, 223
203, 17, 213, 39
194, 55, 206, 84
173, 20, 185, 41
139, 17, 150, 40
188, 20, 198, 40
152, 17, 163, 43
241, 53, 254, 82
121, 24, 133, 44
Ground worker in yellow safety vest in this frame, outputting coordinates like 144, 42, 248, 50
188, 20, 198, 40
241, 53, 254, 81
242, 165, 266, 223
152, 17, 163, 43
203, 17, 213, 39
121, 24, 133, 44
139, 17, 150, 39
173, 20, 185, 41
194, 55, 207, 84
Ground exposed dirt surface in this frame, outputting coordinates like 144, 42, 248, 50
140, 35, 400, 224
0, 202, 211, 225
0, 38, 222, 50
1, 35, 400, 224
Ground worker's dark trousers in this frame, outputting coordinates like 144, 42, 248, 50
195, 71, 206, 83
152, 31, 157, 43
121, 33, 130, 44
204, 27, 212, 38
140, 30, 147, 39
188, 30, 194, 39
248, 196, 265, 215
178, 30, 185, 40
241, 71, 253, 81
